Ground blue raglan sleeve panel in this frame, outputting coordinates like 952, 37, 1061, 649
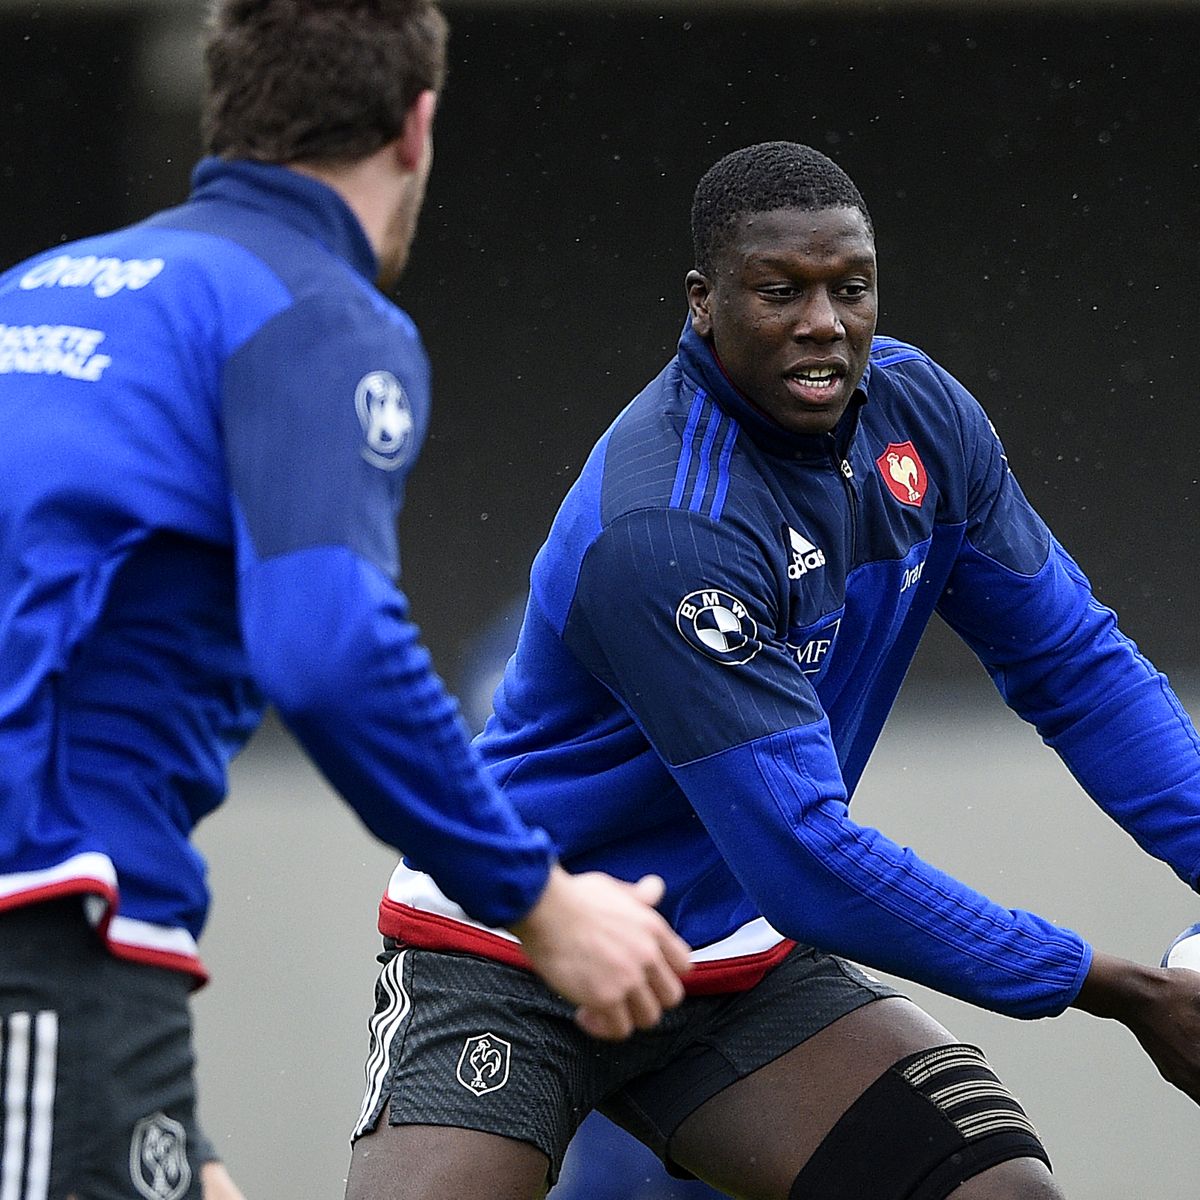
937, 385, 1200, 889
570, 507, 1090, 1017
224, 296, 553, 927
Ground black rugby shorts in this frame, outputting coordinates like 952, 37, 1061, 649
351, 940, 899, 1183
0, 898, 211, 1200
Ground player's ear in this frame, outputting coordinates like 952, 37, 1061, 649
395, 88, 437, 173
686, 269, 714, 339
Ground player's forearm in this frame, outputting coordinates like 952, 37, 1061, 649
1071, 949, 1168, 1022
945, 542, 1200, 886
674, 729, 1092, 1018
241, 543, 555, 926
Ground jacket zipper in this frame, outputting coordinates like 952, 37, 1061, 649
827, 436, 858, 565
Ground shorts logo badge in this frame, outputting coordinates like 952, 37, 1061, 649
676, 589, 761, 666
355, 370, 415, 471
456, 1033, 511, 1096
876, 440, 927, 508
129, 1112, 191, 1200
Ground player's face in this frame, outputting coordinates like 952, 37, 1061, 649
687, 205, 877, 438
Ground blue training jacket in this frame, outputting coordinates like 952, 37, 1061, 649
0, 158, 553, 979
380, 319, 1200, 1019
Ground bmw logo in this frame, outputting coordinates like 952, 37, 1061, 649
675, 588, 761, 666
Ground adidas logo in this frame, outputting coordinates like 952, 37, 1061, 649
788, 528, 826, 579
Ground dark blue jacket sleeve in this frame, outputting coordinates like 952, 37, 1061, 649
223, 294, 553, 927
936, 379, 1200, 891
671, 728, 1090, 1018
570, 507, 1091, 1017
236, 540, 554, 924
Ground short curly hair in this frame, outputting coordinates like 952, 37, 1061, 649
202, 0, 448, 165
691, 142, 873, 276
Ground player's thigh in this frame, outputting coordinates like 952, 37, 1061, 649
668, 997, 1055, 1200
347, 946, 649, 1197
668, 996, 949, 1195
346, 1121, 550, 1200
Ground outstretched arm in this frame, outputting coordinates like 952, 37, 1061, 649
934, 370, 1200, 887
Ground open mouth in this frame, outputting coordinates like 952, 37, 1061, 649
785, 364, 844, 402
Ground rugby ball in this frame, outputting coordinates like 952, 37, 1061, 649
1162, 922, 1200, 971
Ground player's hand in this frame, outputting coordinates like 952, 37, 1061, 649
510, 865, 691, 1040
1074, 949, 1200, 1103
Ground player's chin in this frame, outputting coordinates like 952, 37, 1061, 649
779, 405, 843, 438
776, 384, 850, 436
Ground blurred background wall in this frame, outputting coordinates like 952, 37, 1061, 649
2, 0, 1197, 688
2, 1, 1198, 1196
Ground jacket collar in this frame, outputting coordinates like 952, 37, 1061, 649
677, 317, 869, 462
189, 157, 378, 282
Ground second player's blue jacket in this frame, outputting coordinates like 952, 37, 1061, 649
381, 320, 1200, 1019
0, 159, 553, 977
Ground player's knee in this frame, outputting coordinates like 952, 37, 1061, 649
788, 1044, 1054, 1200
